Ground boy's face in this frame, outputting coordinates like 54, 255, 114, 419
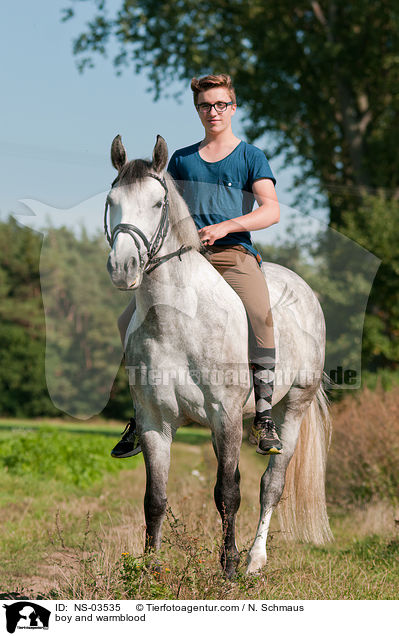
196, 87, 237, 135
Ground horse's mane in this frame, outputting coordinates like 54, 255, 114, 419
116, 159, 202, 252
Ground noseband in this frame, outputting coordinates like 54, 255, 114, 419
104, 173, 171, 273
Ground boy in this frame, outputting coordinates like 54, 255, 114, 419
111, 73, 281, 458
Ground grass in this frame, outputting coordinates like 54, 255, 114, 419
0, 411, 398, 600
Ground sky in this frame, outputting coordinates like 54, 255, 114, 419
0, 0, 327, 244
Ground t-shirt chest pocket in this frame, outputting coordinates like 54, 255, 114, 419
217, 178, 242, 211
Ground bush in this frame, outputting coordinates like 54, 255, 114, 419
326, 385, 399, 507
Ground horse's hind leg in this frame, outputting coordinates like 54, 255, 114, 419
141, 428, 171, 552
212, 412, 242, 579
246, 390, 312, 574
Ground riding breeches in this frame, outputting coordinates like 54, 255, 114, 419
204, 245, 275, 358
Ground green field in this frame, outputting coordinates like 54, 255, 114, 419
0, 418, 398, 600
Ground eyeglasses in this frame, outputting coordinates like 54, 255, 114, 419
196, 101, 234, 114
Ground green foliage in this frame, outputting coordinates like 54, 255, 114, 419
258, 192, 399, 376
361, 369, 399, 392
64, 0, 399, 221
339, 195, 399, 369
118, 553, 170, 599
0, 218, 57, 416
0, 426, 141, 489
309, 227, 380, 377
0, 322, 56, 417
63, 3, 399, 376
0, 217, 133, 418
40, 226, 128, 417
257, 228, 379, 382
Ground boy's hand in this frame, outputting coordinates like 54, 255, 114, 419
199, 222, 230, 246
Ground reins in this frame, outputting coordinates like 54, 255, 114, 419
104, 172, 191, 274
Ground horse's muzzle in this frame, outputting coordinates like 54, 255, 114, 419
107, 253, 142, 290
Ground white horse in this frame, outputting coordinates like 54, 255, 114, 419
105, 134, 332, 577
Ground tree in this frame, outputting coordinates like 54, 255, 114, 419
0, 217, 133, 419
63, 0, 399, 223
38, 225, 131, 418
339, 195, 399, 370
255, 231, 381, 388
63, 1, 399, 373
0, 218, 58, 416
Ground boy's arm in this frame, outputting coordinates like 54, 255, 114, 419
198, 178, 280, 245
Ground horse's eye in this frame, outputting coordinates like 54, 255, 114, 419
154, 200, 163, 208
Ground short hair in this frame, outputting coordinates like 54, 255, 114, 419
190, 74, 236, 106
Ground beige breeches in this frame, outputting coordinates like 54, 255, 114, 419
204, 245, 275, 353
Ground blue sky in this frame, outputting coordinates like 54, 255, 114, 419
0, 0, 326, 243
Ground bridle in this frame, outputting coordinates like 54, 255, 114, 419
104, 172, 184, 275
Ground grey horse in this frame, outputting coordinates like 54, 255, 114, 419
105, 134, 332, 578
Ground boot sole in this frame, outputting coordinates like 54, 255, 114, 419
111, 446, 142, 458
256, 446, 283, 456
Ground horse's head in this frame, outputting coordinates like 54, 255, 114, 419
105, 134, 169, 290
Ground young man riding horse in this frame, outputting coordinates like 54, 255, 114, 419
111, 73, 282, 458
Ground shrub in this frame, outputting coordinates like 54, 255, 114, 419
326, 385, 399, 507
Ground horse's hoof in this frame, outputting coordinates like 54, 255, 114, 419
220, 548, 240, 580
222, 556, 239, 580
246, 551, 267, 574
223, 565, 238, 580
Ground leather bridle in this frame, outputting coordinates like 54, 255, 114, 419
104, 173, 175, 274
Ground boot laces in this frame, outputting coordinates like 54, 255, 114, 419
121, 417, 136, 438
255, 415, 277, 437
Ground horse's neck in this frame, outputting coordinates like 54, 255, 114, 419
134, 242, 203, 322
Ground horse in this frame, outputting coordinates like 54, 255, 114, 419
104, 134, 333, 578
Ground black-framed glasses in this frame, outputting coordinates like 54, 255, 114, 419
196, 101, 234, 114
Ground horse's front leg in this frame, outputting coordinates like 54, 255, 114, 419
141, 428, 171, 552
212, 417, 242, 579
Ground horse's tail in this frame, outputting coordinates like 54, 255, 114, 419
277, 379, 333, 544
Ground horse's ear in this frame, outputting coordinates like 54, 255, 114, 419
152, 135, 168, 173
111, 135, 127, 172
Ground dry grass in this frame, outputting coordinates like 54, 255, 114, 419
1, 387, 399, 600
3, 433, 398, 601
327, 385, 399, 507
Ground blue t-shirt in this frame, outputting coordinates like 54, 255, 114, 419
167, 140, 276, 259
